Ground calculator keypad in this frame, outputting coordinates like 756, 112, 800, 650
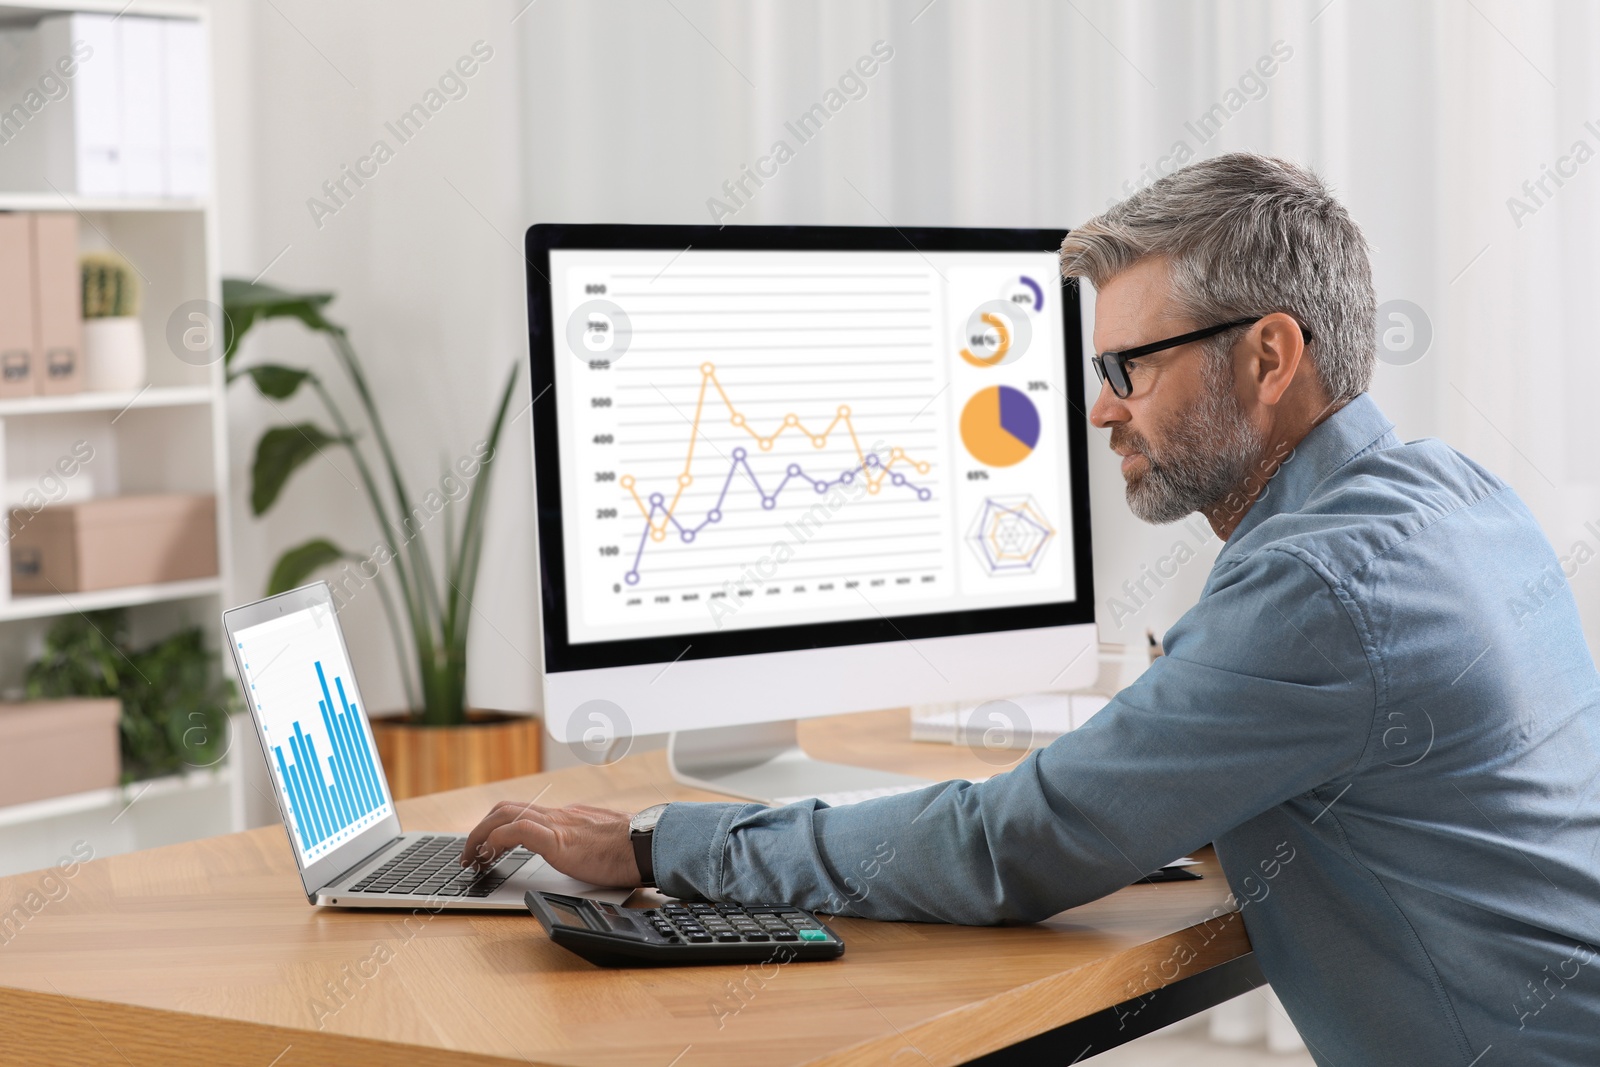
644, 903, 829, 945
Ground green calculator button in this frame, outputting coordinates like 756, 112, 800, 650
798, 929, 828, 941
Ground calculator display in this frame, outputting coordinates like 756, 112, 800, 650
544, 899, 587, 928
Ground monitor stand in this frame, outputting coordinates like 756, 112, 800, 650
667, 719, 932, 804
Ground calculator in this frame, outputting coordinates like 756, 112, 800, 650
526, 891, 846, 966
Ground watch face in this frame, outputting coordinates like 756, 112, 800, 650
631, 803, 667, 833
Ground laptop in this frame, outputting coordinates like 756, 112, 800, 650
223, 581, 632, 910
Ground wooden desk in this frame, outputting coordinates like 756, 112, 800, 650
0, 709, 1258, 1066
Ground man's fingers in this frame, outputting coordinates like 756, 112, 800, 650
459, 800, 554, 868
459, 807, 515, 867
481, 818, 560, 870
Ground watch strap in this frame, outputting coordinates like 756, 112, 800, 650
630, 825, 656, 887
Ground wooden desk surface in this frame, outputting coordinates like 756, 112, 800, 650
0, 709, 1250, 1067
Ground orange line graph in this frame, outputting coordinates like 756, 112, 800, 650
620, 361, 933, 541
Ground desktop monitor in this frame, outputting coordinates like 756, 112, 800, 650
524, 224, 1095, 801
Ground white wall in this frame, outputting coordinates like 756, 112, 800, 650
214, 0, 536, 716
213, 0, 1600, 726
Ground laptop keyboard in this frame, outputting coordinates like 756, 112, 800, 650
348, 835, 534, 898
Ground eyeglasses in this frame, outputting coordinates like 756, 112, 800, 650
1090, 317, 1313, 399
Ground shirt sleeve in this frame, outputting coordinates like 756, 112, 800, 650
652, 546, 1381, 924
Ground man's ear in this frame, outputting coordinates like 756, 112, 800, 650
1247, 312, 1310, 407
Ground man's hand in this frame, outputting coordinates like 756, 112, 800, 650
457, 801, 644, 888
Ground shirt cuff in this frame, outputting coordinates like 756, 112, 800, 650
653, 800, 764, 900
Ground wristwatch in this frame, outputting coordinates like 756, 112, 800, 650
629, 803, 669, 888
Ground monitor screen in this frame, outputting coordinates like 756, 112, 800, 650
233, 605, 395, 866
528, 226, 1094, 674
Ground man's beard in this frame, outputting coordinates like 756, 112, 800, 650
1111, 358, 1266, 525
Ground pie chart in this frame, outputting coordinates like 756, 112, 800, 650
960, 385, 1040, 467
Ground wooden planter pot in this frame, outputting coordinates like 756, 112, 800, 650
369, 711, 542, 800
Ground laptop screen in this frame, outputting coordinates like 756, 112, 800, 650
233, 604, 395, 867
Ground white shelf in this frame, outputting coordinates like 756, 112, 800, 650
0, 384, 213, 417
0, 576, 222, 621
0, 192, 209, 212
0, 767, 229, 829
0, 0, 205, 24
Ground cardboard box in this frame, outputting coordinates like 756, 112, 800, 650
8, 493, 217, 594
0, 698, 122, 806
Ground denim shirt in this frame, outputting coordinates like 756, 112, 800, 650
654, 393, 1600, 1065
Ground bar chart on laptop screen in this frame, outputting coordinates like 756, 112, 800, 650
235, 607, 393, 864
548, 248, 1079, 646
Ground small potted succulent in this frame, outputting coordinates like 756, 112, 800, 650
81, 251, 146, 392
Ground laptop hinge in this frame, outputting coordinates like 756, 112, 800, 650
324, 835, 404, 892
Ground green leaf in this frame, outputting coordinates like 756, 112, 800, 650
267, 538, 352, 595
251, 423, 349, 515
448, 363, 521, 652
222, 278, 336, 367
24, 609, 129, 699
244, 363, 313, 400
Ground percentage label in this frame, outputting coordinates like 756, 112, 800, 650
966, 470, 990, 481
1027, 380, 1049, 392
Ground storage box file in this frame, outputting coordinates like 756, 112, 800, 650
30, 212, 83, 395
0, 212, 36, 397
0, 14, 209, 197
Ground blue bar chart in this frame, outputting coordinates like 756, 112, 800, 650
236, 604, 393, 866
271, 661, 387, 852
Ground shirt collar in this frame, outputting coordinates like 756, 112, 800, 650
1221, 392, 1398, 549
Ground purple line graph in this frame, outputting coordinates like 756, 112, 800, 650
623, 447, 932, 585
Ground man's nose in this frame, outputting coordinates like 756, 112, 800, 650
1088, 377, 1126, 430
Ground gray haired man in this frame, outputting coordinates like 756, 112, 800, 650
466, 154, 1600, 1065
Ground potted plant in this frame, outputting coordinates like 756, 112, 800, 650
222, 279, 531, 798
81, 252, 146, 392
25, 608, 236, 783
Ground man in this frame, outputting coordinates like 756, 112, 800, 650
463, 154, 1600, 1064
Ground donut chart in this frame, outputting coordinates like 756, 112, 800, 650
1003, 274, 1045, 312
960, 385, 1040, 467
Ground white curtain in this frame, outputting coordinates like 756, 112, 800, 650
518, 0, 1600, 658
217, 0, 1600, 717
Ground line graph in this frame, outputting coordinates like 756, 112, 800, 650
623, 444, 932, 583
619, 362, 934, 581
558, 260, 956, 635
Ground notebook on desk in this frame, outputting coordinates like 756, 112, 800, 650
223, 581, 631, 910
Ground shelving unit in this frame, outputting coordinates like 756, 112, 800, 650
0, 0, 204, 17
0, 383, 212, 417
0, 0, 238, 878
0, 192, 206, 213
0, 576, 223, 622
0, 766, 228, 830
